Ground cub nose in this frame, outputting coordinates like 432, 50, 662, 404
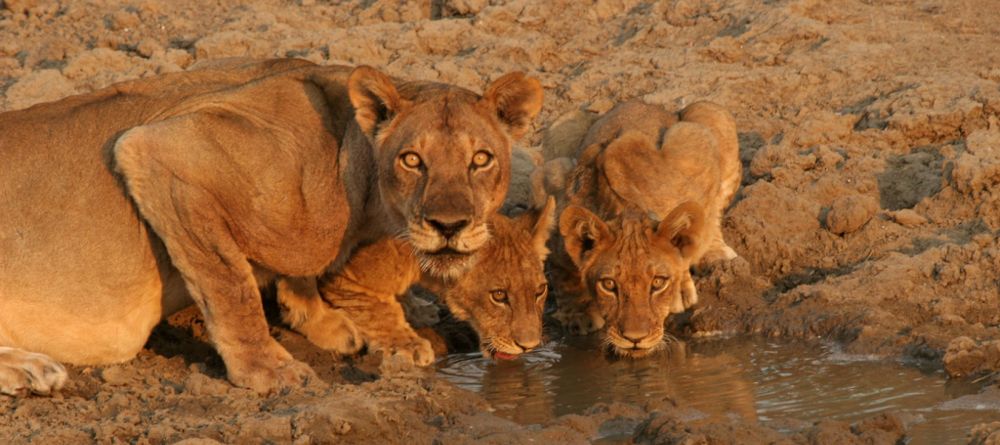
514, 338, 540, 352
425, 218, 469, 238
621, 331, 646, 345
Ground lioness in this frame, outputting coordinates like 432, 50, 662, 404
279, 196, 556, 365
0, 58, 542, 395
552, 100, 739, 358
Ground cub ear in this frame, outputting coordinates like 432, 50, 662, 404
480, 72, 544, 140
520, 195, 557, 259
348, 66, 410, 140
655, 202, 706, 260
558, 205, 610, 268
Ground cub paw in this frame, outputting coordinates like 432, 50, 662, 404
701, 242, 738, 264
298, 307, 364, 356
0, 347, 67, 397
670, 274, 698, 314
226, 343, 318, 394
370, 336, 435, 367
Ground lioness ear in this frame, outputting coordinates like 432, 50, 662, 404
348, 66, 410, 140
480, 72, 544, 140
656, 202, 706, 260
559, 205, 610, 268
522, 195, 557, 259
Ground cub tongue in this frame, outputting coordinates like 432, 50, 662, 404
493, 352, 519, 361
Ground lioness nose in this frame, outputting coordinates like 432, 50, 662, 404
514, 338, 540, 352
426, 218, 469, 238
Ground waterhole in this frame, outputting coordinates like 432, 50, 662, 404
436, 336, 997, 444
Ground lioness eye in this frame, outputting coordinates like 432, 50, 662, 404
400, 152, 422, 169
651, 276, 670, 292
598, 278, 617, 294
471, 151, 493, 169
490, 290, 508, 305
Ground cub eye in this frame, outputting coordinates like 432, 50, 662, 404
490, 290, 508, 305
651, 276, 670, 293
598, 278, 617, 294
535, 284, 547, 299
400, 152, 422, 170
471, 151, 493, 169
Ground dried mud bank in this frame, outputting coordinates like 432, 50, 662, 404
0, 308, 912, 444
2, 0, 999, 443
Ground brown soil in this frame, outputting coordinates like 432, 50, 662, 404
2, 0, 999, 444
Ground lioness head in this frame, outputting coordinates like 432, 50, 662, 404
347, 67, 544, 279
559, 203, 705, 358
443, 197, 556, 360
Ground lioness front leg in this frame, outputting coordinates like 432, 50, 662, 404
319, 282, 434, 367
277, 276, 363, 355
115, 129, 315, 394
0, 348, 67, 396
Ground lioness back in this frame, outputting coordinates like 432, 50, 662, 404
0, 59, 335, 364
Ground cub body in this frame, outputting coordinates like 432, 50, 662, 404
553, 100, 740, 357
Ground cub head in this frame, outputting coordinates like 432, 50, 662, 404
559, 203, 705, 358
348, 66, 544, 279
442, 197, 556, 360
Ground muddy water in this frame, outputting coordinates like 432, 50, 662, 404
436, 336, 997, 444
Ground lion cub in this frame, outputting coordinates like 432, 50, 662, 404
279, 197, 556, 365
551, 100, 740, 358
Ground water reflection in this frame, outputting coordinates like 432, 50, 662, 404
436, 335, 997, 444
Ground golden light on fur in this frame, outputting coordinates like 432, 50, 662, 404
550, 100, 741, 358
0, 58, 543, 395
278, 196, 558, 364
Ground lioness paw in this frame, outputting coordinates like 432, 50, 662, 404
370, 336, 435, 367
226, 344, 318, 394
0, 347, 67, 397
297, 307, 364, 356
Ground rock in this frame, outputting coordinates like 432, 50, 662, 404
969, 422, 1000, 445
173, 439, 224, 445
586, 98, 615, 114
943, 336, 1000, 378
3, 69, 75, 110
826, 195, 879, 235
237, 415, 292, 443
183, 372, 230, 396
136, 38, 164, 58
2, 0, 38, 14
99, 366, 134, 385
442, 0, 488, 16
888, 209, 927, 227
160, 48, 193, 69
106, 9, 140, 31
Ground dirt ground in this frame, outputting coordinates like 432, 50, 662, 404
2, 0, 999, 443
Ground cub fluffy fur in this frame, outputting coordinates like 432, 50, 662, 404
550, 100, 740, 357
279, 197, 556, 365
